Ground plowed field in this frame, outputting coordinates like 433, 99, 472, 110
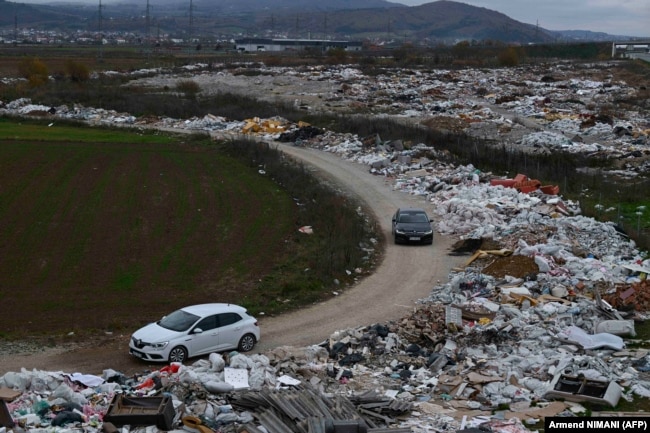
0, 139, 295, 335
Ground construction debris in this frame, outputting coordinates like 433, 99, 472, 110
1, 60, 649, 433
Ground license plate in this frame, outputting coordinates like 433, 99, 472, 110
130, 349, 144, 359
409, 237, 420, 241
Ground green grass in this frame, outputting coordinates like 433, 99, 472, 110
580, 193, 650, 248
112, 264, 143, 293
0, 117, 174, 144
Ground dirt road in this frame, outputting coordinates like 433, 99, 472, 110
0, 143, 464, 376
256, 144, 463, 350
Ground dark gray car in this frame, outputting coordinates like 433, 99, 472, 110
391, 208, 434, 245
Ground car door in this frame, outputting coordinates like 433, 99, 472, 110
214, 312, 244, 351
185, 314, 219, 356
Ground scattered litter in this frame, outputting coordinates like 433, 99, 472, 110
298, 225, 314, 234
1, 60, 649, 433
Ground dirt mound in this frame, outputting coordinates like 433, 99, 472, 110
450, 237, 502, 255
451, 238, 538, 279
481, 254, 539, 279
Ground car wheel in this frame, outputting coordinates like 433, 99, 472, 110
394, 236, 399, 245
238, 333, 256, 352
168, 346, 188, 363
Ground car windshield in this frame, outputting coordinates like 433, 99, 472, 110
400, 212, 428, 223
158, 309, 200, 331
413, 213, 428, 222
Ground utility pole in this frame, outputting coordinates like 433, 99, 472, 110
146, 0, 151, 43
143, 0, 152, 61
98, 0, 104, 61
188, 0, 194, 55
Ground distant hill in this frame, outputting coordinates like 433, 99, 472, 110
278, 0, 556, 43
0, 0, 631, 44
0, 0, 92, 31
187, 0, 403, 12
552, 29, 633, 42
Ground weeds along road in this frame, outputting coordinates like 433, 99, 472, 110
0, 139, 465, 376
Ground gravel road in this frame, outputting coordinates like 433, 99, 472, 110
0, 142, 464, 377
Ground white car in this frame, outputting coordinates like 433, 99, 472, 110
129, 303, 260, 363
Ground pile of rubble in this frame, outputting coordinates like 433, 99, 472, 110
1, 60, 649, 433
1, 124, 649, 433
138, 61, 649, 175
293, 117, 649, 428
2, 60, 649, 177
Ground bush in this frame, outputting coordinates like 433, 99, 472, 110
176, 79, 200, 98
18, 58, 49, 87
326, 47, 347, 65
498, 47, 520, 67
65, 60, 90, 83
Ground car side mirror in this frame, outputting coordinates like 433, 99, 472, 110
192, 328, 203, 334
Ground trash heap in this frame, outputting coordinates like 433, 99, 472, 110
1, 60, 649, 433
270, 116, 649, 424
2, 59, 649, 177
1, 128, 649, 433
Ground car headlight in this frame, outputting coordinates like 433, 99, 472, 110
423, 229, 433, 235
395, 228, 405, 234
149, 341, 169, 350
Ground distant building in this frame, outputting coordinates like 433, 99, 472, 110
235, 38, 362, 53
612, 39, 650, 62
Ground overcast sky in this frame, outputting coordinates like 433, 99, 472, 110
396, 0, 649, 37
13, 0, 649, 37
